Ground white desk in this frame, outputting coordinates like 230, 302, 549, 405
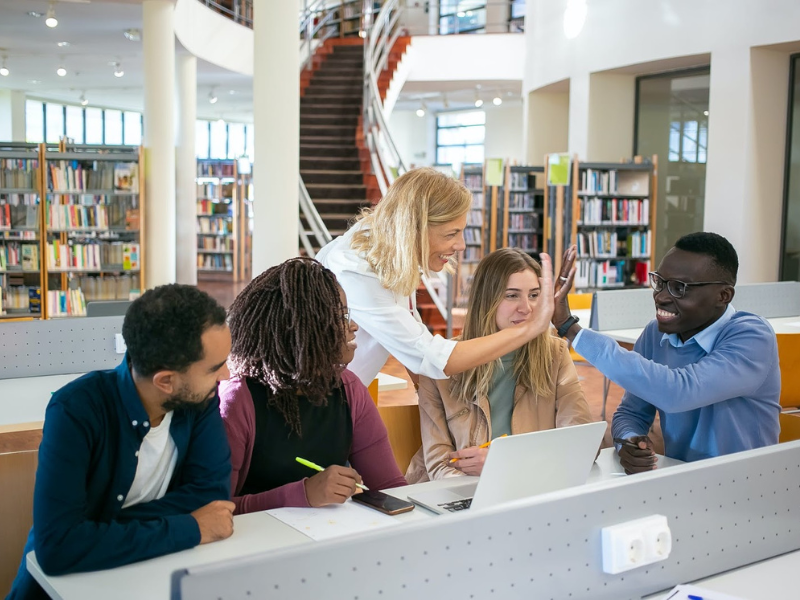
27, 448, 670, 600
0, 372, 406, 429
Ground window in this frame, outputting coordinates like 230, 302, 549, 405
439, 1, 486, 34
124, 112, 142, 146
635, 67, 710, 266
209, 120, 227, 159
436, 110, 485, 169
781, 54, 800, 281
245, 124, 255, 161
196, 121, 210, 159
65, 105, 84, 144
85, 108, 103, 144
45, 103, 65, 143
25, 100, 44, 143
227, 122, 245, 159
104, 109, 123, 145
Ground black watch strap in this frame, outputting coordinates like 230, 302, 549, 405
556, 315, 580, 338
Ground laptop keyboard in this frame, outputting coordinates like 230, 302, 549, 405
438, 498, 473, 512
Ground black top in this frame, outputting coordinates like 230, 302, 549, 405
240, 378, 354, 496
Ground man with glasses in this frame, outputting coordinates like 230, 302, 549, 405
553, 232, 780, 474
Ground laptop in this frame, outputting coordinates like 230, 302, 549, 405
407, 421, 607, 514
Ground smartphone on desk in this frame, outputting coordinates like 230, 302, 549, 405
352, 490, 415, 515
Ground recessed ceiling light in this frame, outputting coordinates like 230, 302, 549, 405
27, 11, 43, 18
80, 93, 88, 106
113, 62, 124, 77
45, 4, 58, 28
123, 29, 141, 42
56, 66, 67, 77
29, 80, 41, 84
0, 56, 9, 77
57, 41, 71, 48
229, 90, 236, 95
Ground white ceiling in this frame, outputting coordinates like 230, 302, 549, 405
0, 0, 521, 121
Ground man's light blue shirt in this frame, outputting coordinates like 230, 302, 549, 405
573, 306, 780, 463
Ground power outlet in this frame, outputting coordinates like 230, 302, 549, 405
114, 333, 127, 355
601, 514, 671, 574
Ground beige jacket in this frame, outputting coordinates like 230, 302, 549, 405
406, 337, 595, 483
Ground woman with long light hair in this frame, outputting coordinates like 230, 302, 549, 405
316, 167, 556, 386
407, 248, 594, 482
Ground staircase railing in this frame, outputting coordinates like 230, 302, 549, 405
363, 0, 454, 332
298, 178, 332, 258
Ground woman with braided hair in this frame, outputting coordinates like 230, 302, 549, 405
218, 257, 406, 513
316, 167, 557, 387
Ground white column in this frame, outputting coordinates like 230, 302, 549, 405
567, 72, 590, 159
252, 0, 299, 274
704, 47, 789, 283
525, 88, 569, 164
586, 73, 635, 162
175, 54, 197, 285
143, 0, 176, 288
0, 90, 26, 141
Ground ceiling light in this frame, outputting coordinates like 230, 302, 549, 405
0, 57, 8, 77
229, 90, 236, 95
80, 93, 88, 106
27, 11, 43, 18
703, 110, 709, 116
442, 93, 449, 109
492, 96, 503, 106
123, 29, 141, 42
474, 85, 483, 108
216, 117, 225, 125
113, 62, 124, 77
45, 4, 58, 28
57, 66, 67, 77
57, 41, 71, 48
416, 105, 426, 117
208, 89, 218, 104
29, 80, 41, 84
474, 98, 484, 108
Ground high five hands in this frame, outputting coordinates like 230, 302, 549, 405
553, 246, 578, 330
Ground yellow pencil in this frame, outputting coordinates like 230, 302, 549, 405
449, 434, 508, 463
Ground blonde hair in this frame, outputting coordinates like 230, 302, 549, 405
450, 248, 555, 402
350, 167, 472, 296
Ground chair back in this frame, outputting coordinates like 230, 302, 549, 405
777, 333, 800, 409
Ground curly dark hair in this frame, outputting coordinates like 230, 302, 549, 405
674, 231, 739, 284
122, 284, 227, 377
227, 257, 348, 435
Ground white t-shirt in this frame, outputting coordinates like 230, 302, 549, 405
316, 225, 457, 385
123, 411, 178, 509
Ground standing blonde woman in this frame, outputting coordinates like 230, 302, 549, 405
407, 248, 594, 482
316, 167, 556, 386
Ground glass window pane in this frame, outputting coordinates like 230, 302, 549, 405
462, 125, 485, 144
26, 100, 44, 143
45, 103, 65, 143
438, 127, 466, 146
105, 109, 122, 145
681, 121, 698, 163
698, 122, 708, 164
227, 123, 245, 159
195, 121, 210, 159
437, 146, 466, 166
465, 144, 484, 163
782, 55, 800, 280
85, 108, 103, 144
124, 112, 142, 146
438, 110, 485, 127
65, 105, 84, 144
210, 120, 227, 159
245, 124, 255, 161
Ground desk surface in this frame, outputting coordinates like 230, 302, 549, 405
601, 315, 800, 344
27, 448, 668, 600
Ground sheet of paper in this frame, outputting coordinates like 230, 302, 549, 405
782, 321, 800, 328
663, 584, 750, 600
266, 500, 400, 541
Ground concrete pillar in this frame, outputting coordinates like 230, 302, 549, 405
175, 54, 197, 286
252, 0, 299, 274
586, 73, 635, 162
143, 0, 176, 288
0, 90, 26, 142
704, 46, 789, 283
525, 87, 569, 164
568, 72, 590, 159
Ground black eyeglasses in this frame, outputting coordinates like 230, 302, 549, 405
648, 272, 731, 299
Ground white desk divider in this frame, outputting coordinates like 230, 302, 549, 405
732, 281, 800, 318
0, 316, 125, 379
171, 441, 800, 600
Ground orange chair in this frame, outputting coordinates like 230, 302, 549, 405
776, 333, 800, 443
567, 293, 592, 363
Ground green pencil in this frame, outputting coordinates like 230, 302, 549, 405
295, 456, 369, 491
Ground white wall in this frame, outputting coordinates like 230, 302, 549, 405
524, 0, 800, 282
484, 104, 524, 164
406, 34, 524, 82
387, 109, 433, 168
0, 90, 26, 142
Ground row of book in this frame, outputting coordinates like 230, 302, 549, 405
0, 159, 38, 189
464, 174, 482, 190
509, 213, 538, 230
198, 219, 233, 234
0, 192, 38, 206
508, 233, 540, 251
579, 169, 619, 195
197, 199, 232, 216
576, 230, 651, 259
462, 246, 482, 262
198, 237, 233, 251
0, 204, 39, 230
466, 209, 483, 227
578, 198, 650, 226
470, 192, 483, 209
464, 228, 483, 245
198, 162, 235, 177
1, 230, 36, 241
47, 161, 138, 192
574, 259, 651, 289
198, 254, 233, 270
1, 284, 34, 312
0, 244, 39, 271
47, 205, 109, 230
77, 274, 141, 302
197, 182, 234, 198
47, 289, 87, 317
509, 193, 538, 210
508, 172, 530, 191
47, 241, 140, 271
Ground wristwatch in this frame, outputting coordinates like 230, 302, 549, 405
556, 314, 580, 338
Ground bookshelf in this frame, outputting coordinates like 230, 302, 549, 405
456, 163, 485, 307
544, 156, 658, 292
196, 159, 252, 282
43, 145, 145, 318
0, 145, 44, 320
500, 165, 545, 258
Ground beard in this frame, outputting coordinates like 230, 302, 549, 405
162, 382, 217, 413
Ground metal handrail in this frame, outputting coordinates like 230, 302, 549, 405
298, 178, 332, 258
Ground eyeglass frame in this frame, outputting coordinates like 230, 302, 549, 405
342, 310, 353, 326
648, 271, 732, 299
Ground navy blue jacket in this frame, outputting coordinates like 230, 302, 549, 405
7, 358, 232, 600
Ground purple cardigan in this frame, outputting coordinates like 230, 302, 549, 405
218, 369, 407, 514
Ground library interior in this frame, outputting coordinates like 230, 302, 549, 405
2, 1, 800, 599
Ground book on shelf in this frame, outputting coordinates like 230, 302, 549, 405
47, 204, 108, 230
28, 287, 41, 314
0, 158, 37, 189
21, 244, 39, 271
47, 288, 86, 317
122, 243, 140, 271
48, 161, 115, 191
578, 198, 649, 226
198, 254, 233, 270
125, 208, 140, 230
114, 163, 138, 192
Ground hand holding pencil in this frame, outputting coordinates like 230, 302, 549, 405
446, 434, 508, 477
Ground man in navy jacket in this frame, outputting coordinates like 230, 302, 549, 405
8, 284, 235, 600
